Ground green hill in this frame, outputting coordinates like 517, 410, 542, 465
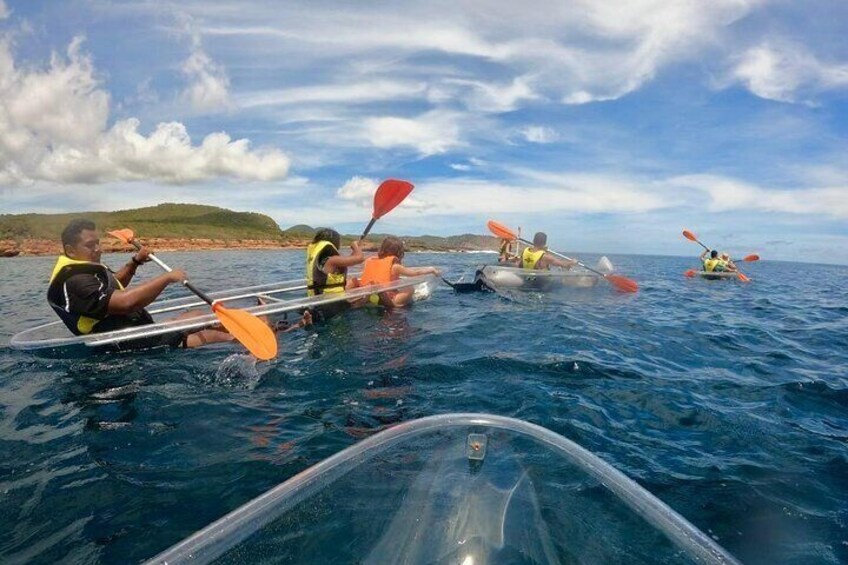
0, 203, 285, 241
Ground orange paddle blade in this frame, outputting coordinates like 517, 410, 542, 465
108, 229, 136, 244
737, 272, 751, 283
682, 230, 698, 242
373, 179, 414, 219
487, 220, 517, 241
606, 274, 639, 293
684, 269, 697, 278
212, 304, 278, 360
743, 254, 760, 262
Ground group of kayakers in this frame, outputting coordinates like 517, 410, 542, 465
497, 231, 577, 271
45, 219, 440, 350
700, 249, 738, 273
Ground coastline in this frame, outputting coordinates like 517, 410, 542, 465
0, 238, 496, 257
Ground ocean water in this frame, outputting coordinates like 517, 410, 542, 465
0, 250, 846, 564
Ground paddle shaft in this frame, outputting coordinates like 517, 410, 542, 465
514, 237, 608, 278
360, 218, 377, 241
127, 240, 215, 306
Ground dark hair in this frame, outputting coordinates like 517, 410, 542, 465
710, 250, 718, 258
533, 232, 547, 247
312, 228, 341, 249
377, 236, 405, 259
61, 219, 96, 247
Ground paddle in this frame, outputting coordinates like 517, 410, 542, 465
487, 220, 639, 293
108, 229, 278, 360
360, 179, 414, 240
682, 230, 755, 282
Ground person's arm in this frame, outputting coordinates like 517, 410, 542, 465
107, 269, 185, 315
392, 264, 441, 277
542, 254, 577, 270
113, 247, 152, 287
324, 241, 364, 273
699, 249, 709, 261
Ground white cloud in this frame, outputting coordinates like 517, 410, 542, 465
670, 174, 848, 218
521, 126, 558, 143
725, 43, 848, 103
337, 175, 378, 207
0, 1, 9, 20
445, 76, 538, 112
0, 37, 289, 186
237, 80, 426, 108
181, 28, 231, 113
449, 163, 471, 171
364, 110, 462, 155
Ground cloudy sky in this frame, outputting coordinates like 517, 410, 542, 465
1, 0, 847, 263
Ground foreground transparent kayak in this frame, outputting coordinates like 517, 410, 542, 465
145, 413, 739, 565
11, 274, 437, 357
478, 265, 601, 291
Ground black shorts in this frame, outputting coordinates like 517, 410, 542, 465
101, 331, 188, 353
310, 301, 350, 323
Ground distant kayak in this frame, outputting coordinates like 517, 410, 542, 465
478, 264, 601, 291
144, 413, 740, 565
694, 271, 741, 281
11, 274, 437, 358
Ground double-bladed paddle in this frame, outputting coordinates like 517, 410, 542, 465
487, 220, 639, 293
108, 229, 278, 360
682, 230, 757, 282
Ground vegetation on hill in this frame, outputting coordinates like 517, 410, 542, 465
0, 203, 284, 241
0, 205, 497, 252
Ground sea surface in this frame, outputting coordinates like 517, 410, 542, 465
0, 250, 846, 564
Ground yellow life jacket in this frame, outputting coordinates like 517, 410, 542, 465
358, 256, 398, 305
47, 256, 125, 335
522, 247, 546, 270
703, 258, 725, 273
306, 241, 346, 296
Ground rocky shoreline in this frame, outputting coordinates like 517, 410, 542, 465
0, 237, 490, 257
0, 238, 317, 257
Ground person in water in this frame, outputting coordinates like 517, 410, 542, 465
700, 249, 727, 273
305, 228, 364, 320
519, 232, 577, 270
351, 236, 440, 308
48, 219, 305, 350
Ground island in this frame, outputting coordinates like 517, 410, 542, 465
0, 203, 498, 256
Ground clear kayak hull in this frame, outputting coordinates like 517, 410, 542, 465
10, 274, 437, 357
695, 271, 739, 281
145, 413, 739, 565
478, 265, 600, 291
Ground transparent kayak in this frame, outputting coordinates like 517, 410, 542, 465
145, 413, 739, 565
478, 265, 601, 291
694, 271, 740, 281
10, 274, 438, 357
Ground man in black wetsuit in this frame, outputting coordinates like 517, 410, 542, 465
47, 219, 236, 349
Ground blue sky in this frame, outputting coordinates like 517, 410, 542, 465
1, 0, 846, 264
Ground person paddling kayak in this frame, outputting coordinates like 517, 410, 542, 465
519, 232, 578, 270
305, 228, 364, 321
47, 219, 261, 349
350, 236, 440, 308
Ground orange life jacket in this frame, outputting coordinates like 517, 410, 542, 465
359, 256, 398, 286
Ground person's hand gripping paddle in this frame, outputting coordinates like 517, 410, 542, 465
487, 220, 639, 293
682, 230, 757, 282
108, 229, 278, 360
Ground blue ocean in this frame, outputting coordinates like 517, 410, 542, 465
0, 250, 846, 564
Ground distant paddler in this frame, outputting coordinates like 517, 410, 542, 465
519, 232, 578, 271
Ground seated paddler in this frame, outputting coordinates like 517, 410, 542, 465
349, 236, 440, 309
305, 228, 364, 320
700, 249, 726, 272
520, 232, 577, 271
47, 219, 244, 349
